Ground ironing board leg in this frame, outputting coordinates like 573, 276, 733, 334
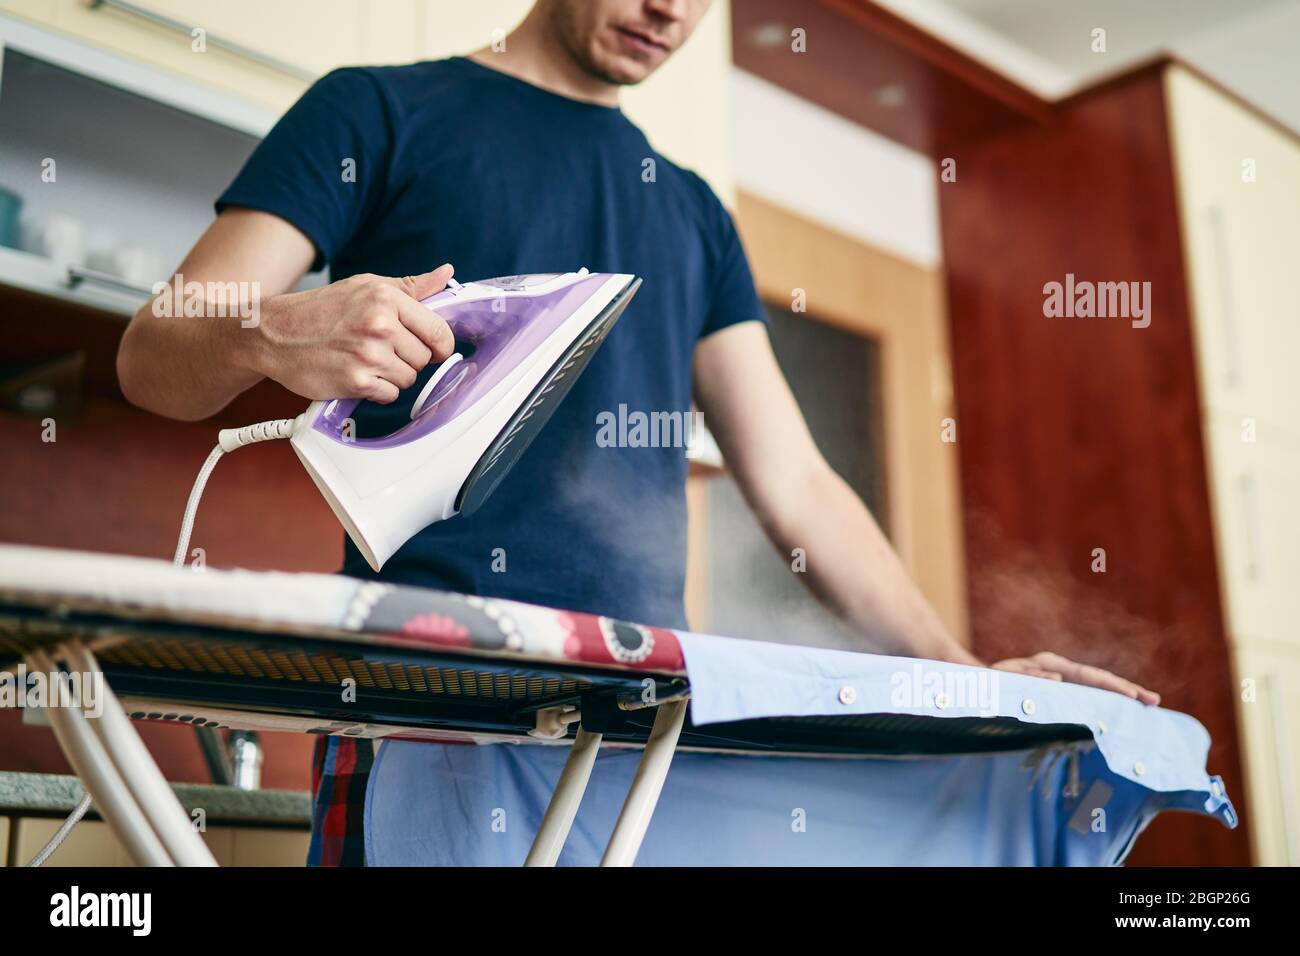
27, 648, 173, 867
63, 642, 218, 867
524, 728, 603, 867
599, 698, 688, 868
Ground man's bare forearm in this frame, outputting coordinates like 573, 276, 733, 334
116, 207, 456, 426
765, 463, 981, 666
117, 300, 268, 421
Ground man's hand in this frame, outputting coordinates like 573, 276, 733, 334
991, 651, 1161, 705
118, 209, 459, 421
251, 265, 457, 405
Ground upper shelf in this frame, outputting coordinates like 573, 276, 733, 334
0, 14, 272, 318
0, 12, 277, 136
0, 245, 147, 316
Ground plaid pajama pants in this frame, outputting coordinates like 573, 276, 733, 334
308, 736, 373, 867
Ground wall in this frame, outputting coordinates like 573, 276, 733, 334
0, 291, 336, 789
729, 68, 941, 267
731, 192, 967, 642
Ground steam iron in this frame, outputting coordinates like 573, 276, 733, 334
289, 270, 641, 570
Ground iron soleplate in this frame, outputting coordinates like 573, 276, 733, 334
455, 277, 641, 515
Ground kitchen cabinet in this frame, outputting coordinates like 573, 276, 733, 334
1169, 66, 1300, 446
0, 21, 267, 315
1, 0, 306, 111
10, 816, 310, 866
1167, 63, 1300, 865
1231, 643, 1300, 866
938, 58, 1300, 864
1201, 413, 1300, 648
0, 0, 435, 110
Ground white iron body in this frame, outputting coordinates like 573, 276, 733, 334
289, 271, 637, 571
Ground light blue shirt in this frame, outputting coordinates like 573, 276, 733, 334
366, 633, 1235, 865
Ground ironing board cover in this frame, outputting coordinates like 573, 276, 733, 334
0, 545, 1237, 865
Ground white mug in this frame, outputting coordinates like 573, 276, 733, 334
109, 246, 167, 288
25, 215, 86, 268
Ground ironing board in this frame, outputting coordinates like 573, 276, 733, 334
0, 543, 1237, 866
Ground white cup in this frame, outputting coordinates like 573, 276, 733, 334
109, 246, 167, 288
26, 215, 87, 269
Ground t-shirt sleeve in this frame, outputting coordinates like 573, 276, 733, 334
215, 68, 393, 272
699, 191, 768, 340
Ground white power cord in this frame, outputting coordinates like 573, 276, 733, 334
174, 419, 297, 567
26, 417, 297, 866
24, 791, 92, 867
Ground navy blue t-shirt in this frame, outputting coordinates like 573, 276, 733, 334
218, 57, 763, 629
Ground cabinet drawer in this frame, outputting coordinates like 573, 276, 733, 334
1203, 416, 1300, 647
1230, 642, 1300, 866
1183, 200, 1300, 441
10, 817, 308, 866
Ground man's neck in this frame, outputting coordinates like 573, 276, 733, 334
468, 11, 621, 108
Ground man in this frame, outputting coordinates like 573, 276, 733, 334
118, 0, 1157, 865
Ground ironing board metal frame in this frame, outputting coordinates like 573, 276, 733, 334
18, 633, 690, 868
0, 603, 1105, 867
0, 544, 1239, 867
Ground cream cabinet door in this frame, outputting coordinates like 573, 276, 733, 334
1167, 66, 1300, 446
10, 817, 308, 866
0, 0, 422, 112
1231, 643, 1300, 866
1203, 414, 1300, 648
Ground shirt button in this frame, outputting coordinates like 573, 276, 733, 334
838, 685, 857, 706
1134, 761, 1146, 776
1021, 698, 1036, 716
934, 693, 949, 709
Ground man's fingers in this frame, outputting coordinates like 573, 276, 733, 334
377, 354, 420, 392
389, 324, 434, 373
388, 263, 455, 302
988, 654, 1162, 706
1029, 651, 1162, 705
394, 294, 455, 359
1033, 652, 1130, 693
991, 659, 1060, 681
364, 375, 401, 405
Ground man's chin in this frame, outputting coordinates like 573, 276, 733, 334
589, 52, 659, 86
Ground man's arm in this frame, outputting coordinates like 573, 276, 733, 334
694, 322, 1160, 703
117, 208, 455, 421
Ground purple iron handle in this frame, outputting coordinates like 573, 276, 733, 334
310, 274, 612, 449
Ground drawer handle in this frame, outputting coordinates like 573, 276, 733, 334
66, 265, 154, 299
87, 0, 316, 82
1207, 206, 1243, 388
1236, 473, 1262, 581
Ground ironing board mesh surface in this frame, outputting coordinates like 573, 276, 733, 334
101, 637, 582, 699
0, 625, 587, 702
